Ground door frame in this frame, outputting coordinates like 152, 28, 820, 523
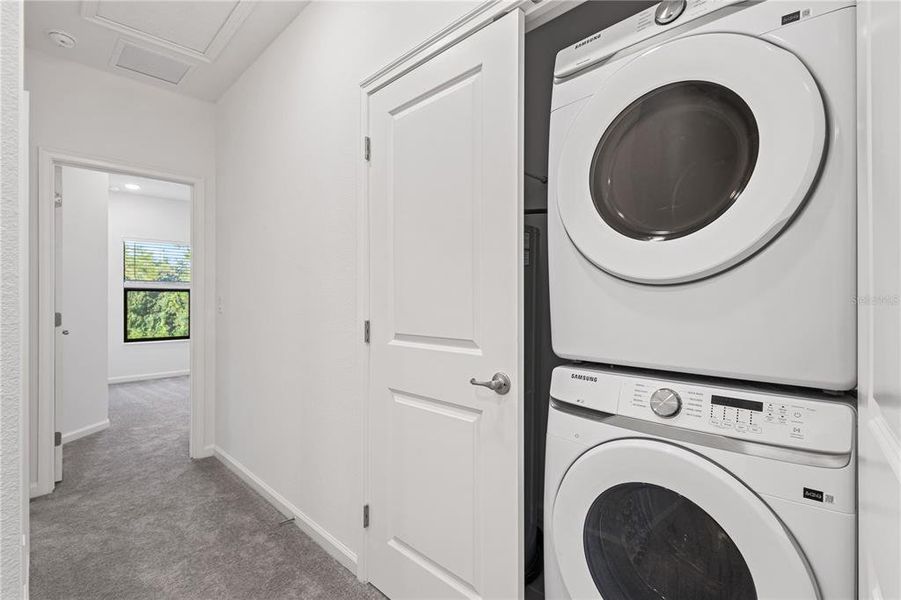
355, 0, 565, 584
34, 147, 211, 497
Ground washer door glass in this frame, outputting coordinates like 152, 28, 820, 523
590, 81, 759, 241
583, 482, 756, 600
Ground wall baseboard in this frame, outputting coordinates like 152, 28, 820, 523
212, 446, 358, 575
30, 481, 53, 499
108, 370, 190, 385
62, 419, 110, 444
195, 444, 215, 459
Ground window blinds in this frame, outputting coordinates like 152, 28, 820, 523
123, 240, 191, 283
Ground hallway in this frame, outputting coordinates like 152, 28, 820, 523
30, 377, 382, 600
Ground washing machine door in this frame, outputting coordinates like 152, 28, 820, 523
556, 33, 826, 284
552, 439, 819, 599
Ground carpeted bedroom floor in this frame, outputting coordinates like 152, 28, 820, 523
30, 376, 383, 600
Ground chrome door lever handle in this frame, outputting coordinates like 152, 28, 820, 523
469, 372, 511, 395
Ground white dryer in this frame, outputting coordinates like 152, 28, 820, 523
548, 1, 857, 390
544, 364, 856, 600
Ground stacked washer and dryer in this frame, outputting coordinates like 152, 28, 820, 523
544, 1, 858, 599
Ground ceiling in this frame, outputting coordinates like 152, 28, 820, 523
109, 173, 192, 202
25, 1, 308, 102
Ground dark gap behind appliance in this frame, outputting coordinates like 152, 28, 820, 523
522, 1, 658, 595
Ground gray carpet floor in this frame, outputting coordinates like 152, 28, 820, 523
30, 377, 384, 600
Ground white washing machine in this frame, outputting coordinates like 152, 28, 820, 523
544, 364, 856, 599
548, 0, 857, 390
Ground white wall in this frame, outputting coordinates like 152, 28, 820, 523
1, 0, 26, 595
26, 49, 216, 488
215, 0, 479, 570
108, 192, 191, 383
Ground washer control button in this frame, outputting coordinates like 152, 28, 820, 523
655, 0, 686, 25
650, 388, 682, 418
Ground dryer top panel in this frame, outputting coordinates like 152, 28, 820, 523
553, 0, 854, 80
550, 365, 855, 455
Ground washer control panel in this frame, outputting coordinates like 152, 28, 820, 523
554, 0, 744, 78
550, 365, 854, 455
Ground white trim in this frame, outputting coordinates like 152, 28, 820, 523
360, 1, 507, 90
212, 446, 358, 575
524, 0, 587, 32
35, 147, 213, 496
61, 419, 110, 444
358, 0, 578, 94
355, 84, 372, 584
867, 408, 901, 481
108, 370, 190, 385
19, 88, 31, 593
29, 483, 43, 500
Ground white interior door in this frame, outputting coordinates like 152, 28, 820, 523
54, 166, 110, 483
367, 10, 523, 599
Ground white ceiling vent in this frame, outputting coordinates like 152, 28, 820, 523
111, 40, 192, 85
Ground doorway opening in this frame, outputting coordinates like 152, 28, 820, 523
33, 151, 208, 497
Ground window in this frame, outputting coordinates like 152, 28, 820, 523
124, 289, 190, 342
123, 240, 191, 342
124, 239, 191, 283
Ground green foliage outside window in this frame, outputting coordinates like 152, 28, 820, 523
125, 289, 190, 342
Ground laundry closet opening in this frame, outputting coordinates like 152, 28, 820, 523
521, 2, 655, 596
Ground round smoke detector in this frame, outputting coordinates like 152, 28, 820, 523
47, 30, 77, 49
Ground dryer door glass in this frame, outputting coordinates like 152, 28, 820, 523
583, 482, 756, 600
590, 81, 759, 241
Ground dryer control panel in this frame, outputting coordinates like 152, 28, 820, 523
551, 365, 854, 455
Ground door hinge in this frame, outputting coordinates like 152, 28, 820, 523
364, 136, 371, 162
363, 504, 370, 528
54, 193, 62, 207
54, 432, 61, 447
364, 320, 371, 344
55, 312, 62, 327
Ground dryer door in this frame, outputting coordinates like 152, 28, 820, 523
552, 439, 819, 599
556, 33, 826, 284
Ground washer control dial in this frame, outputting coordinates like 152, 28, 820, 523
650, 388, 682, 418
655, 0, 686, 25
